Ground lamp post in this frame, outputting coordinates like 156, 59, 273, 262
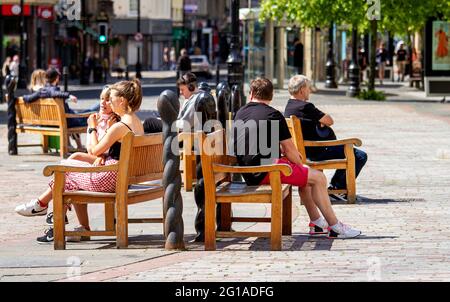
346, 27, 361, 97
17, 0, 28, 89
135, 0, 142, 79
227, 0, 244, 116
325, 23, 337, 88
80, 0, 89, 85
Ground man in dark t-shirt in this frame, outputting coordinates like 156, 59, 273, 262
396, 43, 408, 82
233, 78, 361, 239
284, 75, 368, 202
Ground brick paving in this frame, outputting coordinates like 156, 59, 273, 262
0, 82, 449, 282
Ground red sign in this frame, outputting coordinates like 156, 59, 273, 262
37, 6, 54, 20
1, 4, 31, 17
134, 32, 143, 42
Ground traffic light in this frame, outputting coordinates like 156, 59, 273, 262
98, 23, 108, 44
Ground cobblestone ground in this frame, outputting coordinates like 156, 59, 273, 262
0, 83, 449, 282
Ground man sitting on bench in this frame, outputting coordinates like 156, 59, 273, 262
233, 78, 361, 239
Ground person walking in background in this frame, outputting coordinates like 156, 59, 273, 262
376, 42, 389, 85
170, 47, 177, 71
395, 43, 408, 82
9, 55, 20, 77
293, 38, 304, 75
177, 48, 192, 76
2, 56, 11, 78
163, 47, 170, 70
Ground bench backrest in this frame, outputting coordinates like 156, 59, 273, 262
16, 97, 66, 127
198, 129, 231, 195
285, 115, 307, 162
117, 132, 165, 188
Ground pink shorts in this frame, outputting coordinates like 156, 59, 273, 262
260, 158, 309, 188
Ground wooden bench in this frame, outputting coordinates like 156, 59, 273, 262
178, 132, 197, 191
286, 115, 362, 204
199, 129, 293, 251
15, 97, 90, 158
45, 132, 165, 250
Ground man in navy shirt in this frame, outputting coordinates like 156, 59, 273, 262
284, 75, 368, 202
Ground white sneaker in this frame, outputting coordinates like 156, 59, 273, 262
328, 222, 361, 239
15, 199, 48, 217
67, 226, 91, 242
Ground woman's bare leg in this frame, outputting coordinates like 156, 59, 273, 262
38, 187, 53, 206
73, 204, 90, 230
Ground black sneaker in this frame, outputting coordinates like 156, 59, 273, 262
46, 212, 69, 226
36, 228, 54, 244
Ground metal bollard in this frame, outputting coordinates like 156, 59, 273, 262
125, 66, 129, 81
157, 90, 185, 250
216, 64, 220, 87
216, 82, 230, 129
6, 75, 18, 155
63, 66, 68, 92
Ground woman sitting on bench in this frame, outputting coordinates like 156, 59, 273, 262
15, 80, 144, 243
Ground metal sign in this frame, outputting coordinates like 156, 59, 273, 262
134, 32, 143, 42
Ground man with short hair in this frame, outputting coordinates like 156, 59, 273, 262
284, 74, 368, 201
234, 78, 361, 239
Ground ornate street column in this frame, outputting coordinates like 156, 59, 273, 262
158, 90, 185, 250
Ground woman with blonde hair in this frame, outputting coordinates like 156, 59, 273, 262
29, 69, 47, 92
15, 80, 145, 243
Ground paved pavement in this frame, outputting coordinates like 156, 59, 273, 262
0, 81, 449, 282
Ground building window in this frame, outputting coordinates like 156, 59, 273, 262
129, 0, 138, 16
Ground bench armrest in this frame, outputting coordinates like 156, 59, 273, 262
303, 138, 362, 148
43, 164, 119, 177
213, 163, 292, 176
65, 112, 95, 119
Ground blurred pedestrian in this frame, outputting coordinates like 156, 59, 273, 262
293, 38, 304, 75
163, 47, 170, 70
2, 56, 11, 78
170, 47, 177, 70
376, 42, 389, 85
9, 55, 20, 77
178, 48, 192, 76
395, 43, 408, 82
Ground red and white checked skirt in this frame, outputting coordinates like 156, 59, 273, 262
49, 157, 119, 193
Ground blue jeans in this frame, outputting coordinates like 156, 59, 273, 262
307, 146, 368, 189
64, 102, 100, 128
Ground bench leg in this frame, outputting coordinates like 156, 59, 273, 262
345, 145, 357, 204
205, 199, 216, 251
217, 203, 232, 232
53, 173, 66, 250
105, 203, 115, 232
116, 197, 128, 249
282, 187, 292, 236
270, 173, 282, 251
41, 135, 49, 153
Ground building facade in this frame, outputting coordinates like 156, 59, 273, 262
112, 0, 172, 71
